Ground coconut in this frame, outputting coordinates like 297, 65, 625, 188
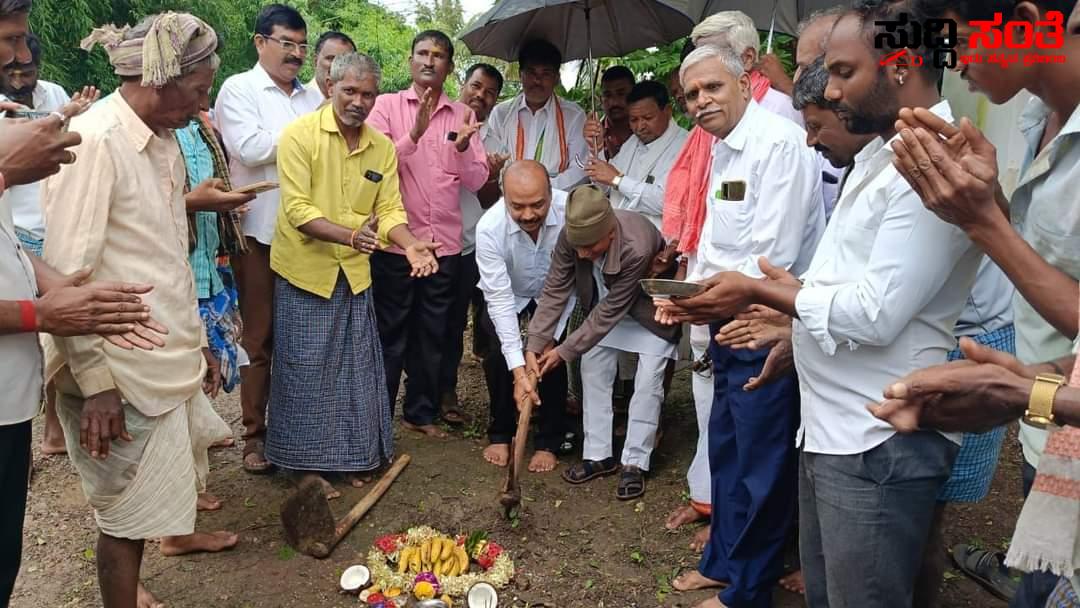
339, 564, 371, 593
466, 582, 498, 607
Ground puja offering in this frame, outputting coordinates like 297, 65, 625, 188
365, 527, 514, 603
639, 278, 707, 299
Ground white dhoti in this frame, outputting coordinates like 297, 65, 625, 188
55, 373, 230, 540
581, 314, 676, 471
687, 323, 713, 504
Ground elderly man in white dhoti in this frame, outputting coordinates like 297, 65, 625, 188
41, 13, 241, 608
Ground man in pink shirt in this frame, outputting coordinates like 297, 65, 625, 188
367, 30, 488, 437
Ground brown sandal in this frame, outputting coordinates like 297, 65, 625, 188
242, 437, 273, 474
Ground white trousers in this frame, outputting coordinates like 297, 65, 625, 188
581, 345, 666, 470
687, 324, 714, 504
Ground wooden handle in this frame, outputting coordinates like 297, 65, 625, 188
333, 454, 411, 542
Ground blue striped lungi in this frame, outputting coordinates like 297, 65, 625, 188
1047, 577, 1080, 608
266, 274, 394, 472
938, 324, 1014, 503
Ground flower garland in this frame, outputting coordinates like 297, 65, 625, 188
366, 526, 514, 598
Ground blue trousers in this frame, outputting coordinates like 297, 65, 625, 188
698, 335, 800, 608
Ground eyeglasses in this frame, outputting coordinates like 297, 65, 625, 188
258, 35, 310, 55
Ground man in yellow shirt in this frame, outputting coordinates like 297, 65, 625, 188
270, 52, 438, 497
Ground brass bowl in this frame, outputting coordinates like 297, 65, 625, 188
639, 278, 706, 299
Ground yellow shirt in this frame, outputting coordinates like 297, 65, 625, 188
40, 93, 206, 416
272, 104, 408, 298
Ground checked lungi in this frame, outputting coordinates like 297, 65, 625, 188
266, 275, 394, 472
939, 323, 1015, 503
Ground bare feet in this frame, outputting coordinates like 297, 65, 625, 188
692, 597, 728, 608
210, 436, 235, 449
159, 531, 238, 556
666, 504, 706, 530
673, 569, 728, 592
137, 582, 165, 608
690, 525, 710, 552
196, 493, 222, 511
300, 472, 340, 500
344, 473, 372, 488
779, 570, 805, 595
483, 443, 510, 467
528, 450, 558, 473
402, 420, 448, 438
40, 437, 67, 456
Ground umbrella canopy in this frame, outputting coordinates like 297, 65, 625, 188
691, 0, 844, 37
459, 0, 699, 62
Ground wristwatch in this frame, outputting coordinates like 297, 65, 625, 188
612, 174, 623, 190
1025, 372, 1065, 429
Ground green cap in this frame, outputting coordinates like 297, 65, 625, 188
565, 185, 616, 247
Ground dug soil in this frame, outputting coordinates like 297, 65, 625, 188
14, 355, 1025, 607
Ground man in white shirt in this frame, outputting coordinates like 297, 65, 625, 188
584, 80, 689, 230
305, 31, 355, 99
659, 45, 823, 608
656, 8, 981, 607
0, 32, 71, 456
487, 39, 589, 191
476, 161, 569, 473
214, 3, 323, 473
440, 62, 507, 423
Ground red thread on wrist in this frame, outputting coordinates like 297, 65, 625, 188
18, 300, 36, 332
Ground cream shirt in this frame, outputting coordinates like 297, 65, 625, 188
41, 93, 206, 416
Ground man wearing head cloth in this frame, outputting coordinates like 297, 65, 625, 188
41, 12, 246, 607
523, 185, 678, 500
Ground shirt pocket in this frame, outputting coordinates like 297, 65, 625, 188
709, 187, 750, 250
838, 223, 877, 268
1028, 218, 1080, 280
346, 170, 381, 216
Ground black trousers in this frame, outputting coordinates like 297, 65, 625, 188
0, 420, 31, 606
371, 250, 460, 426
439, 251, 484, 396
479, 301, 566, 452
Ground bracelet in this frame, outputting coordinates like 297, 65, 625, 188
18, 300, 36, 332
349, 228, 359, 248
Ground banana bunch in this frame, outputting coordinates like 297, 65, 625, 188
396, 537, 470, 577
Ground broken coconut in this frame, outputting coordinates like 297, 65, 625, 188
339, 564, 371, 594
466, 582, 498, 608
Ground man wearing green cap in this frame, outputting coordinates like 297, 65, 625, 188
524, 185, 678, 500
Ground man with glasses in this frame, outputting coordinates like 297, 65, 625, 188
215, 3, 323, 474
488, 39, 589, 192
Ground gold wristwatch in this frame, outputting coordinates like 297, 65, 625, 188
1025, 373, 1065, 429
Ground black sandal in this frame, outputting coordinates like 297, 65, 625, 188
561, 457, 618, 484
950, 544, 1018, 602
616, 465, 646, 500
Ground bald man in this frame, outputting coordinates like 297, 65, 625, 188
475, 161, 570, 473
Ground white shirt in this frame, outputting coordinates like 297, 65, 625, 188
459, 124, 498, 254
759, 87, 804, 127
214, 63, 323, 245
488, 93, 589, 191
0, 201, 41, 424
606, 119, 689, 230
592, 257, 678, 359
1011, 97, 1080, 466
1, 80, 70, 238
687, 100, 824, 282
476, 189, 574, 370
792, 100, 982, 456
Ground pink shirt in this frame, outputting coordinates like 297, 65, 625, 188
367, 86, 489, 256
